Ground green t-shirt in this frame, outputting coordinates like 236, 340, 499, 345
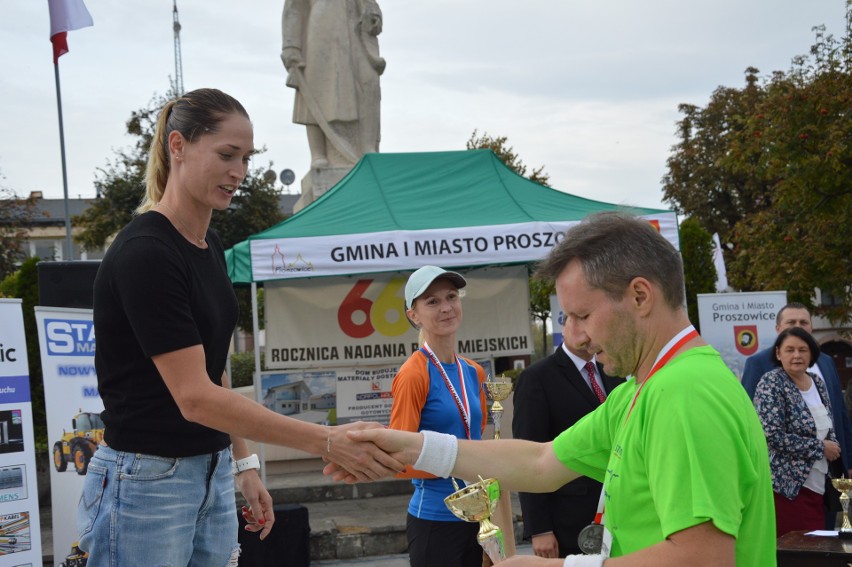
554, 345, 776, 566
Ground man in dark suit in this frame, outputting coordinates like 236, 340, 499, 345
512, 319, 624, 558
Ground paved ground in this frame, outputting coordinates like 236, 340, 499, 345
314, 554, 410, 567
39, 462, 531, 565
313, 543, 535, 566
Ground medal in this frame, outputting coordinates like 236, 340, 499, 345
579, 484, 606, 555
577, 523, 604, 554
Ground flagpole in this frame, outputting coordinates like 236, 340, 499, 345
53, 61, 74, 262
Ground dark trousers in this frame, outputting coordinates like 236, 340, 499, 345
406, 513, 482, 567
774, 488, 824, 537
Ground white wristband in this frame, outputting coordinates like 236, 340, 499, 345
564, 554, 604, 567
231, 453, 260, 475
412, 430, 458, 477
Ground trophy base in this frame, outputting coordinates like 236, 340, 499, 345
838, 530, 852, 539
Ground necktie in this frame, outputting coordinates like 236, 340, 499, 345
586, 361, 606, 403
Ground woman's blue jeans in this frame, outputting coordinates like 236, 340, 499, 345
77, 444, 239, 567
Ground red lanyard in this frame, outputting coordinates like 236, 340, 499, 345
593, 326, 699, 526
421, 343, 471, 439
593, 488, 606, 525
624, 326, 698, 424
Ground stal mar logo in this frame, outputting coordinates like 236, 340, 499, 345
45, 319, 96, 356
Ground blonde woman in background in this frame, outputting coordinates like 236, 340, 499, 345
389, 266, 488, 567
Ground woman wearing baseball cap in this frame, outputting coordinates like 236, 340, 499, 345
390, 265, 489, 567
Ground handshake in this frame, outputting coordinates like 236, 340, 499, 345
322, 421, 420, 482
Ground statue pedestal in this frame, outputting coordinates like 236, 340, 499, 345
292, 167, 352, 214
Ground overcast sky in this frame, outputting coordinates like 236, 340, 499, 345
1, 1, 846, 211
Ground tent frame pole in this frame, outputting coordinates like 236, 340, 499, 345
251, 282, 266, 484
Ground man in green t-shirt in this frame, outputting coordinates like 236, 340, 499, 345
341, 212, 776, 567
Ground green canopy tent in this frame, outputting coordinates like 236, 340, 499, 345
226, 149, 678, 284
225, 149, 678, 480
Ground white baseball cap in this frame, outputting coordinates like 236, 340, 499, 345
404, 266, 467, 310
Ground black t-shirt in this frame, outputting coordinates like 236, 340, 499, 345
93, 211, 237, 457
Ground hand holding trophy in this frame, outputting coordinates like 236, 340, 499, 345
442, 374, 516, 563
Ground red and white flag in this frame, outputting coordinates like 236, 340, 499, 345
48, 0, 94, 64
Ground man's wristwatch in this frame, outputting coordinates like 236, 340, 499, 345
232, 453, 261, 475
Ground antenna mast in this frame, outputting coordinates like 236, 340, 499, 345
173, 0, 184, 95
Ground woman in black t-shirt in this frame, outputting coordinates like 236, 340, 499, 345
78, 88, 403, 567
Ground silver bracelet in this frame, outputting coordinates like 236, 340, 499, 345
412, 430, 458, 478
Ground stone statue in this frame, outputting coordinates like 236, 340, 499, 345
281, 0, 385, 171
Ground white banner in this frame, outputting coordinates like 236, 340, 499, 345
34, 306, 102, 567
697, 291, 787, 378
0, 299, 43, 565
250, 215, 679, 281
264, 265, 533, 369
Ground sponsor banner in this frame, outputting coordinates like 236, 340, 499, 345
336, 366, 397, 423
35, 306, 103, 566
264, 265, 533, 369
250, 215, 679, 281
697, 291, 787, 378
260, 365, 397, 426
0, 299, 43, 565
261, 358, 494, 428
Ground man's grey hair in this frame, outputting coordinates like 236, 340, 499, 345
536, 211, 686, 310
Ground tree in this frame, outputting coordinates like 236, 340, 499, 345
0, 179, 40, 281
72, 98, 158, 250
73, 94, 286, 331
662, 11, 852, 323
728, 21, 852, 323
213, 175, 282, 333
212, 171, 284, 251
466, 130, 555, 358
466, 130, 551, 187
662, 68, 768, 245
528, 277, 556, 358
678, 218, 717, 331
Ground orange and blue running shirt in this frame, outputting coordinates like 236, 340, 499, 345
389, 349, 487, 521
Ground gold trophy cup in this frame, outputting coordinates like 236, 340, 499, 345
445, 476, 505, 563
484, 375, 514, 440
831, 477, 852, 538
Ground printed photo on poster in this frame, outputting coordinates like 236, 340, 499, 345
0, 410, 25, 455
0, 511, 31, 556
51, 409, 104, 476
0, 465, 27, 503
261, 370, 338, 425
